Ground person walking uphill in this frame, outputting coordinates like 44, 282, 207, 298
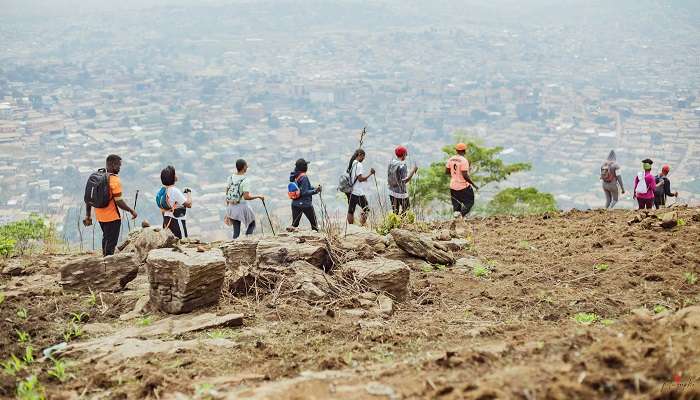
387, 145, 418, 215
346, 149, 375, 226
446, 143, 478, 218
83, 154, 138, 256
288, 158, 321, 231
225, 159, 265, 239
600, 150, 625, 209
633, 158, 657, 210
157, 165, 192, 239
654, 164, 678, 209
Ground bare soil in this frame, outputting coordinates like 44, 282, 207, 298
1, 207, 699, 399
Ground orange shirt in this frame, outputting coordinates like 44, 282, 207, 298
446, 155, 470, 190
95, 174, 123, 222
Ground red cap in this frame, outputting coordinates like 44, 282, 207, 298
662, 164, 670, 173
455, 143, 467, 151
395, 145, 408, 158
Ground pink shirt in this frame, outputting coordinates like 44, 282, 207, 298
446, 155, 470, 190
634, 172, 656, 199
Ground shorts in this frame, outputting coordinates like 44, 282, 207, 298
347, 193, 369, 214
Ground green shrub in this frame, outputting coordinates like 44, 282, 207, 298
0, 214, 49, 256
16, 375, 45, 400
573, 312, 599, 325
473, 264, 490, 278
685, 272, 697, 285
653, 305, 668, 314
375, 211, 416, 235
594, 263, 609, 272
47, 358, 69, 383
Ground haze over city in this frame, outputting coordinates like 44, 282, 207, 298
1, 0, 699, 243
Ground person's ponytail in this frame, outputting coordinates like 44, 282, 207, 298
347, 149, 365, 174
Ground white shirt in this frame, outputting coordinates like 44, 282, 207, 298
163, 187, 187, 219
350, 160, 369, 197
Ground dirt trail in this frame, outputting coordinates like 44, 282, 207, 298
1, 207, 699, 399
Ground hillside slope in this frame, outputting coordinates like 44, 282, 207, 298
1, 207, 699, 399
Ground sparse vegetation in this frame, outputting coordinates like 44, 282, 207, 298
16, 375, 45, 400
206, 330, 231, 339
685, 272, 698, 285
375, 211, 416, 235
0, 214, 50, 256
1, 354, 24, 376
17, 308, 28, 320
47, 358, 70, 383
138, 316, 154, 327
473, 263, 490, 278
22, 346, 35, 364
421, 264, 433, 273
16, 330, 30, 344
594, 263, 609, 272
63, 323, 83, 342
0, 292, 4, 305
677, 218, 686, 227
653, 305, 668, 314
86, 289, 97, 307
70, 312, 88, 324
573, 312, 599, 325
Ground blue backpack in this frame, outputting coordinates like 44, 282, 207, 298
287, 174, 305, 200
155, 187, 170, 210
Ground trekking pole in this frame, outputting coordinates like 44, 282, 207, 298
261, 199, 276, 236
133, 190, 139, 228
92, 225, 95, 252
77, 206, 84, 252
372, 175, 387, 216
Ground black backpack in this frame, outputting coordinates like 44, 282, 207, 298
84, 168, 112, 208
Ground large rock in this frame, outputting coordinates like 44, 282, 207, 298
230, 260, 332, 300
60, 253, 139, 292
220, 239, 259, 272
390, 229, 455, 265
341, 257, 410, 300
256, 236, 333, 270
341, 225, 388, 250
122, 226, 177, 262
146, 248, 226, 314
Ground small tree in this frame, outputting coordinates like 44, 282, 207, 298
412, 138, 531, 206
486, 187, 557, 215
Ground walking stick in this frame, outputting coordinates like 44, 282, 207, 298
133, 190, 139, 228
261, 199, 276, 236
373, 175, 387, 216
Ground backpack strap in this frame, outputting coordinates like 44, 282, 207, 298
295, 173, 306, 183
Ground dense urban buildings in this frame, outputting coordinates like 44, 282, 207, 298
0, 1, 698, 243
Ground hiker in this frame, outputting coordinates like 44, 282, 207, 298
83, 154, 138, 256
600, 150, 625, 209
654, 164, 678, 209
288, 158, 321, 231
157, 165, 192, 239
225, 159, 265, 239
387, 145, 418, 215
445, 143, 478, 218
633, 158, 657, 210
346, 149, 375, 225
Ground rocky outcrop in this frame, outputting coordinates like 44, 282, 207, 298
60, 253, 139, 292
256, 236, 332, 270
390, 229, 455, 265
146, 248, 226, 314
220, 239, 259, 271
230, 260, 332, 301
341, 257, 410, 300
341, 225, 389, 251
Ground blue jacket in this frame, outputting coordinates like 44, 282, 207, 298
290, 171, 318, 208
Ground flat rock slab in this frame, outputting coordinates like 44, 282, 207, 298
67, 337, 236, 364
146, 248, 226, 314
121, 312, 243, 337
60, 253, 139, 293
1, 274, 61, 299
219, 239, 259, 271
390, 229, 455, 265
341, 257, 410, 300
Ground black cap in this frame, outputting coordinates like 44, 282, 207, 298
642, 158, 653, 164
295, 158, 309, 171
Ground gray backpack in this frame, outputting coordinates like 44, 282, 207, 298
226, 176, 246, 204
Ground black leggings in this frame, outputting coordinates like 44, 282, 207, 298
292, 205, 319, 231
163, 216, 188, 239
233, 220, 255, 239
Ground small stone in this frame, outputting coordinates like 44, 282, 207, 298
376, 294, 394, 316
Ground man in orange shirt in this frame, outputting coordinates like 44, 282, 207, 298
445, 143, 479, 218
83, 154, 138, 256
